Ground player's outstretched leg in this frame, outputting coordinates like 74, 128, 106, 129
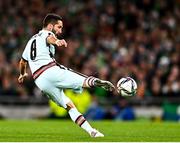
67, 103, 104, 137
84, 76, 115, 91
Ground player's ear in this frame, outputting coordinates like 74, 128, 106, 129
47, 23, 53, 31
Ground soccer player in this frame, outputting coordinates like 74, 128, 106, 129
18, 13, 115, 137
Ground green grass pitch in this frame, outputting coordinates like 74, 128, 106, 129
0, 119, 180, 142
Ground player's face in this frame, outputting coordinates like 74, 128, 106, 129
53, 20, 63, 36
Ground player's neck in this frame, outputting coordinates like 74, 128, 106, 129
43, 27, 52, 32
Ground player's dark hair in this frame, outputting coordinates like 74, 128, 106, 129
43, 13, 62, 27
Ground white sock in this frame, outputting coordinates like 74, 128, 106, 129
68, 108, 93, 133
81, 121, 94, 133
84, 76, 97, 87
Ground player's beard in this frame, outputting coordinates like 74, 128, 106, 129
52, 27, 60, 37
52, 27, 56, 35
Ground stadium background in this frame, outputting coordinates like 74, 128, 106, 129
0, 0, 179, 121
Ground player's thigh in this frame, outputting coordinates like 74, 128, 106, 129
36, 66, 85, 89
43, 87, 71, 109
35, 74, 71, 108
56, 69, 86, 90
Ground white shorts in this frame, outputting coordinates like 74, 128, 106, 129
35, 65, 86, 108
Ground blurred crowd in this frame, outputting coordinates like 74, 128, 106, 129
0, 0, 179, 99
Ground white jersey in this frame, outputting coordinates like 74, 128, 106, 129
22, 29, 56, 74
22, 29, 86, 109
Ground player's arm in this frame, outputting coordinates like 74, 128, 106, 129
46, 35, 67, 47
18, 58, 28, 83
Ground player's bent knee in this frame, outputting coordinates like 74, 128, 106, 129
66, 102, 76, 111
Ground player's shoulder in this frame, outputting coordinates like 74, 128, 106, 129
29, 30, 54, 41
40, 29, 54, 36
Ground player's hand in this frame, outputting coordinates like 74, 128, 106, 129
55, 39, 67, 47
18, 73, 28, 83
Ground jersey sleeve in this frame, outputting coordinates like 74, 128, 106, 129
22, 41, 30, 61
45, 31, 55, 45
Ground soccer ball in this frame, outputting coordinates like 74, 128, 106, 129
117, 77, 137, 96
